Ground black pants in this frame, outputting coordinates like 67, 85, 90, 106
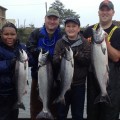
99, 62, 120, 120
87, 71, 102, 120
87, 63, 120, 120
56, 84, 85, 120
0, 95, 19, 120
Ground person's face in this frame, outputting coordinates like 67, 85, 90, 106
98, 6, 115, 24
65, 22, 80, 40
45, 16, 59, 32
1, 27, 17, 47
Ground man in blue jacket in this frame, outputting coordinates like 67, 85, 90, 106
26, 8, 63, 120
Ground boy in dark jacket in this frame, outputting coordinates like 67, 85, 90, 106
53, 17, 91, 120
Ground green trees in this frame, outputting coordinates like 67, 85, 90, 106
50, 0, 80, 25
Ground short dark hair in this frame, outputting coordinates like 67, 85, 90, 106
1, 22, 17, 32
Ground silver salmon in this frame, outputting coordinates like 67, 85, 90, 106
91, 25, 110, 104
54, 47, 74, 104
36, 49, 53, 119
15, 49, 28, 110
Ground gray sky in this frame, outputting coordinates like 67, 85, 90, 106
0, 0, 120, 27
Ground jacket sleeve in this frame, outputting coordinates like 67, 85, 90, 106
26, 29, 39, 67
53, 40, 62, 64
53, 40, 65, 71
0, 59, 15, 74
74, 39, 91, 66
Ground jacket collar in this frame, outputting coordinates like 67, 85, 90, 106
62, 34, 83, 47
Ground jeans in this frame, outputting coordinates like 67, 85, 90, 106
56, 84, 85, 120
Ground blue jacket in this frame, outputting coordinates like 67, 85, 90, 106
26, 25, 63, 80
0, 40, 26, 95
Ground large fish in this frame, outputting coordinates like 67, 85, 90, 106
54, 47, 74, 104
36, 49, 54, 119
91, 25, 110, 104
15, 49, 28, 110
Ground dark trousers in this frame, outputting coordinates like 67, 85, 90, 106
87, 72, 101, 120
87, 65, 120, 120
99, 63, 120, 120
56, 84, 85, 120
0, 95, 19, 120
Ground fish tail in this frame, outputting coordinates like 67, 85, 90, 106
94, 94, 111, 105
36, 110, 54, 119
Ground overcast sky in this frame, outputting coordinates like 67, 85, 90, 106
0, 0, 120, 28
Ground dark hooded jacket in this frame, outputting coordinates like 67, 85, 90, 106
0, 40, 26, 95
26, 25, 63, 80
53, 34, 91, 85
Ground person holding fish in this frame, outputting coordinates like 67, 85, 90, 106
0, 22, 26, 120
83, 0, 120, 120
53, 17, 91, 120
26, 8, 63, 120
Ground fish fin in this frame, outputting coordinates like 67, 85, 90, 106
27, 80, 29, 85
101, 44, 106, 55
106, 65, 109, 73
53, 96, 66, 105
14, 102, 25, 110
94, 94, 111, 105
37, 65, 41, 71
44, 51, 49, 56
36, 110, 54, 119
71, 59, 74, 67
65, 47, 68, 51
57, 73, 61, 82
18, 102, 26, 110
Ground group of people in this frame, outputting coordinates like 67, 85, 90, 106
0, 0, 120, 120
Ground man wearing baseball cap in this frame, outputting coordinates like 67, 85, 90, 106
46, 8, 60, 18
99, 0, 114, 10
27, 8, 63, 120
84, 0, 120, 120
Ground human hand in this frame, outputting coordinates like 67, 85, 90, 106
104, 32, 109, 43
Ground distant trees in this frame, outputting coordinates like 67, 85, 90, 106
17, 24, 34, 43
50, 0, 80, 26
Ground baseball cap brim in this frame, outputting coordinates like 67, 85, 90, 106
65, 18, 80, 26
46, 14, 59, 18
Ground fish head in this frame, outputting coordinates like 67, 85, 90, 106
38, 49, 49, 66
92, 26, 105, 44
65, 47, 73, 61
19, 49, 28, 62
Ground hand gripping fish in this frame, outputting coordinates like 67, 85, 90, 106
91, 25, 111, 104
15, 49, 28, 110
36, 49, 54, 119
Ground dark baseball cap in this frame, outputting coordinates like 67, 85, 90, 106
64, 17, 80, 26
99, 0, 114, 10
46, 8, 60, 18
